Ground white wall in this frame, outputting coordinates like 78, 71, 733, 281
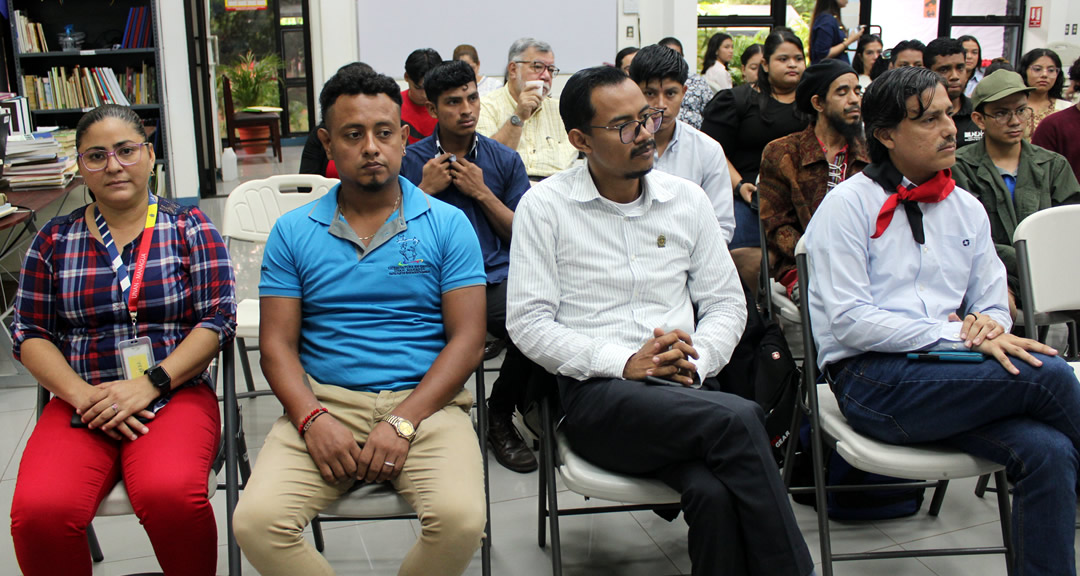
306, 0, 692, 118
1024, 0, 1080, 65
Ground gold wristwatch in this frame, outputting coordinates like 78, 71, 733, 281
382, 414, 417, 442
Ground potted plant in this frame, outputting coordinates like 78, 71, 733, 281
220, 51, 283, 154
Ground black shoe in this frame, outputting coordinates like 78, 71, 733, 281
484, 339, 506, 361
488, 410, 538, 473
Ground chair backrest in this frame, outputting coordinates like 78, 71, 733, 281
221, 174, 338, 244
794, 238, 817, 367
1012, 204, 1080, 318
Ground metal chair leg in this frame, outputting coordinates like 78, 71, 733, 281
541, 397, 563, 576
312, 515, 326, 553
237, 337, 256, 393
928, 480, 949, 516
994, 470, 1015, 575
475, 364, 492, 576
975, 473, 991, 498
537, 410, 548, 549
88, 522, 104, 562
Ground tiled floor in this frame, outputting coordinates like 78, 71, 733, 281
0, 146, 1076, 574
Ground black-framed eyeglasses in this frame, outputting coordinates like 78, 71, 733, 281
513, 60, 560, 76
589, 109, 664, 144
78, 142, 151, 172
982, 106, 1034, 124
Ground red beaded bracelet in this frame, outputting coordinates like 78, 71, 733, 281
298, 407, 328, 437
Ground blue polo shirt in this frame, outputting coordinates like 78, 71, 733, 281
259, 177, 485, 392
401, 129, 529, 284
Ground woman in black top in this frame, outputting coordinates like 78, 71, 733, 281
702, 28, 807, 288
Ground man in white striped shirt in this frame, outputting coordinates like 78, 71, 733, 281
507, 66, 813, 576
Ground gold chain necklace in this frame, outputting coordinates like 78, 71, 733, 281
352, 192, 401, 242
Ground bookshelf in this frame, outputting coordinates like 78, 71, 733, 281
7, 0, 168, 195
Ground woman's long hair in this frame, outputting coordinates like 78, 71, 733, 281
1019, 48, 1064, 100
702, 32, 732, 75
853, 34, 882, 75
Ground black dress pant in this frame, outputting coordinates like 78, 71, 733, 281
558, 376, 813, 576
485, 281, 534, 415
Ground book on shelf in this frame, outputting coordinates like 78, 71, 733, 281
13, 10, 49, 54
22, 65, 151, 111
123, 6, 154, 50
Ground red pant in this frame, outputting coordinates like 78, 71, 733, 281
11, 384, 221, 576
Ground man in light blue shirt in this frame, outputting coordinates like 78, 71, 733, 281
804, 66, 1080, 576
234, 69, 488, 576
628, 44, 736, 243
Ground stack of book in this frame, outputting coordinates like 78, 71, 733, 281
23, 67, 133, 111
122, 7, 154, 49
12, 11, 49, 53
4, 131, 77, 191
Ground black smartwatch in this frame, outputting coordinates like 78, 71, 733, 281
145, 365, 172, 396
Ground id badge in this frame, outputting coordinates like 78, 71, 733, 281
118, 336, 154, 381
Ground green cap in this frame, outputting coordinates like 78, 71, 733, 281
971, 69, 1035, 110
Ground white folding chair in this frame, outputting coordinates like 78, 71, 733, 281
1014, 204, 1080, 357
220, 174, 338, 398
536, 393, 681, 576
792, 238, 1014, 576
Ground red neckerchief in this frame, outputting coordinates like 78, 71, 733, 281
870, 168, 955, 242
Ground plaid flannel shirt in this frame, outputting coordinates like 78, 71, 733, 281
12, 197, 237, 388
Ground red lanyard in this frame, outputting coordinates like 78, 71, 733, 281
94, 195, 158, 326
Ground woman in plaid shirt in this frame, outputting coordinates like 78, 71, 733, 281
9, 104, 236, 575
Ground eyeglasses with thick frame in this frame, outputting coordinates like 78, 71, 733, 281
979, 106, 1034, 124
588, 109, 664, 144
78, 142, 151, 172
513, 60, 560, 76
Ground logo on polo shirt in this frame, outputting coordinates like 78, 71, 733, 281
388, 236, 432, 276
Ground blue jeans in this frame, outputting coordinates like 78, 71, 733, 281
729, 198, 760, 250
830, 352, 1080, 576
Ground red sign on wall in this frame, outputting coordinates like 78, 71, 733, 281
1030, 6, 1043, 28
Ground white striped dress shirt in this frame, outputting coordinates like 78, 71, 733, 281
507, 164, 747, 382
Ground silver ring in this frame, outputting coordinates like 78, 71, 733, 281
383, 461, 395, 467
111, 403, 119, 415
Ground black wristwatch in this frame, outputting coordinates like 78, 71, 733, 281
145, 365, 171, 396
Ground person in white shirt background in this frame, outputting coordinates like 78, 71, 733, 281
629, 43, 736, 243
702, 32, 735, 93
507, 64, 814, 576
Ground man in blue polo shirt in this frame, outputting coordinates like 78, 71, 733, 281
401, 60, 538, 473
233, 69, 488, 576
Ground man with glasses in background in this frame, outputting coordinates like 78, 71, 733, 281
507, 66, 814, 576
953, 69, 1080, 319
477, 37, 578, 180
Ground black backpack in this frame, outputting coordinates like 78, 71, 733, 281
709, 283, 800, 467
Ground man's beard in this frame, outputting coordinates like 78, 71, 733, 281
825, 107, 865, 146
624, 139, 656, 180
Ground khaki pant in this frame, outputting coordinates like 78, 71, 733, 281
234, 379, 486, 576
